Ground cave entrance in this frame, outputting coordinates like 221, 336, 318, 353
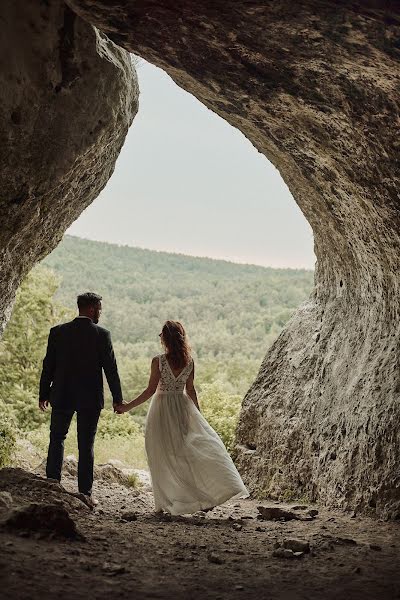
57, 56, 316, 396
2, 0, 398, 519
23, 58, 315, 469
55, 55, 316, 394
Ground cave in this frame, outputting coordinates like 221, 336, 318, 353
1, 0, 399, 522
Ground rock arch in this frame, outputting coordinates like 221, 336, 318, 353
0, 0, 138, 331
1, 0, 399, 517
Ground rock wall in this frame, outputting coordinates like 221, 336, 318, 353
0, 0, 138, 332
64, 0, 400, 517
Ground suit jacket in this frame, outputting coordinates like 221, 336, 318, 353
39, 317, 123, 411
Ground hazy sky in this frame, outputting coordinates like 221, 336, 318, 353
68, 60, 315, 270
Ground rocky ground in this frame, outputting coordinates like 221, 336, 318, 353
0, 464, 399, 600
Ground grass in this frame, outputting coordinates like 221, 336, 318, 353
125, 472, 142, 488
20, 417, 148, 471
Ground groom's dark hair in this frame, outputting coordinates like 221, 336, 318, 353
77, 292, 102, 310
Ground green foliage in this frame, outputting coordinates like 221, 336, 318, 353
25, 423, 48, 454
43, 236, 314, 364
96, 409, 142, 439
0, 400, 17, 468
0, 267, 73, 430
196, 357, 260, 396
42, 235, 313, 431
125, 472, 141, 488
1, 236, 313, 469
200, 382, 242, 453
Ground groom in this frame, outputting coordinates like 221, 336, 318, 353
39, 292, 123, 506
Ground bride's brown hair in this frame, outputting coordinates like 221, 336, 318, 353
161, 320, 191, 369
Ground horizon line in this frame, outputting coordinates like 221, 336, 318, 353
63, 234, 315, 272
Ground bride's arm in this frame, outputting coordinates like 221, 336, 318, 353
186, 363, 200, 412
119, 357, 160, 412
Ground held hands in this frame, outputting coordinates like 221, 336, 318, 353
113, 402, 131, 414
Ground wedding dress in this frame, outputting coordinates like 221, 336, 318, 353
145, 353, 249, 515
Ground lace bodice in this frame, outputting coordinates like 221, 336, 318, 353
157, 353, 194, 393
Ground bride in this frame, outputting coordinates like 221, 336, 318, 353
116, 320, 248, 515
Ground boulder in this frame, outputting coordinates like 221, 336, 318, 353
272, 548, 304, 559
282, 539, 311, 554
120, 511, 138, 522
257, 506, 311, 522
0, 0, 138, 332
0, 491, 13, 511
2, 502, 83, 539
0, 467, 90, 512
64, 455, 78, 477
94, 463, 135, 487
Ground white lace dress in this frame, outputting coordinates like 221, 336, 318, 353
145, 353, 249, 515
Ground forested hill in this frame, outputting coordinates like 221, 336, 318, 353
42, 236, 314, 364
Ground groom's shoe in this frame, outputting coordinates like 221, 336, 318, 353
75, 492, 99, 509
84, 495, 99, 509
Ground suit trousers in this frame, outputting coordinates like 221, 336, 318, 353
46, 406, 101, 495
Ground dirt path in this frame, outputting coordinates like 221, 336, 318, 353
0, 467, 399, 600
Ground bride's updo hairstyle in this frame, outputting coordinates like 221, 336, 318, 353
161, 320, 191, 369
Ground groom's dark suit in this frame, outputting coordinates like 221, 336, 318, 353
39, 316, 123, 495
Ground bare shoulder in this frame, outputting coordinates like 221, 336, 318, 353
151, 356, 161, 369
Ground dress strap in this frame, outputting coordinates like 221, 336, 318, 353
182, 358, 194, 380
158, 354, 163, 372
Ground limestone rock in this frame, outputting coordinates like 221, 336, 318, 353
62, 456, 142, 490
101, 562, 126, 576
257, 506, 309, 522
64, 455, 78, 477
120, 511, 138, 522
335, 537, 358, 546
0, 0, 138, 332
272, 547, 304, 559
369, 544, 382, 551
107, 460, 151, 490
65, 0, 400, 519
0, 491, 13, 511
307, 509, 319, 518
207, 552, 225, 565
0, 467, 90, 512
94, 463, 139, 488
2, 0, 399, 518
2, 502, 83, 539
282, 538, 311, 553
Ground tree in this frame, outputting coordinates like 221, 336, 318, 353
0, 267, 73, 430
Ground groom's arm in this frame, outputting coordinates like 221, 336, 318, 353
39, 327, 57, 407
100, 330, 123, 406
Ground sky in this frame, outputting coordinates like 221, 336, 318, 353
68, 60, 315, 270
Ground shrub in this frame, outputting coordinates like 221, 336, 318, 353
0, 402, 18, 468
199, 381, 242, 454
125, 472, 141, 488
97, 409, 142, 439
